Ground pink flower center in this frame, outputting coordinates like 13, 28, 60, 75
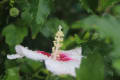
37, 51, 51, 57
57, 53, 72, 61
37, 51, 72, 61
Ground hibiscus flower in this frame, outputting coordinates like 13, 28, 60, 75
7, 25, 83, 77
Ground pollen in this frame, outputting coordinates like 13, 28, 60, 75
52, 25, 64, 60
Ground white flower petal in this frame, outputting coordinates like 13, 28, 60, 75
7, 45, 49, 61
7, 54, 23, 59
62, 47, 82, 68
45, 47, 82, 77
45, 58, 78, 76
62, 47, 82, 56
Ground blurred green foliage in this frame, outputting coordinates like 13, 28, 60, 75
0, 0, 120, 80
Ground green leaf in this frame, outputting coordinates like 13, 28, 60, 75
72, 15, 120, 72
62, 36, 76, 50
30, 0, 51, 38
40, 18, 69, 38
71, 20, 85, 29
80, 0, 120, 13
112, 5, 120, 16
62, 34, 85, 50
83, 32, 90, 40
83, 15, 120, 55
76, 53, 104, 80
5, 67, 20, 80
80, 0, 98, 13
97, 0, 120, 12
21, 9, 33, 25
35, 0, 50, 24
2, 24, 28, 46
113, 59, 120, 72
18, 0, 51, 38
24, 58, 43, 71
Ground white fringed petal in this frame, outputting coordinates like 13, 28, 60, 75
7, 45, 49, 61
62, 47, 82, 68
45, 47, 82, 77
15, 45, 49, 61
7, 54, 24, 59
45, 59, 78, 76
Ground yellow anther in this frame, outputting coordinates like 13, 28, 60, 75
52, 25, 64, 60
